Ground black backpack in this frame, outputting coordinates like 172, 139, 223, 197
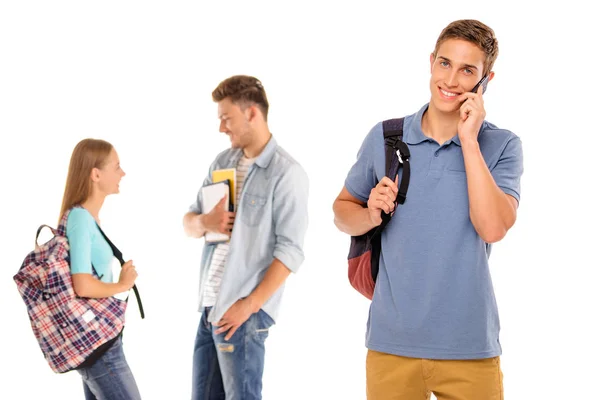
347, 118, 411, 299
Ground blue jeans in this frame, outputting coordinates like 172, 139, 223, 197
77, 336, 141, 400
192, 307, 274, 400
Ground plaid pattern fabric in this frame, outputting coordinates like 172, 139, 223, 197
13, 209, 126, 373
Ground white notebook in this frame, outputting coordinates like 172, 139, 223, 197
201, 180, 231, 243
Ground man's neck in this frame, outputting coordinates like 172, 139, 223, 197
422, 105, 460, 145
243, 126, 272, 158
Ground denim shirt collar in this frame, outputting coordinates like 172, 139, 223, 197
226, 135, 278, 168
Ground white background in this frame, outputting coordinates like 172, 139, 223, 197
1, 1, 598, 399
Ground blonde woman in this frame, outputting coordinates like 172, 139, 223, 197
60, 138, 141, 399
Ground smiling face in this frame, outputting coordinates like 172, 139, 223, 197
217, 97, 254, 149
429, 38, 494, 114
92, 148, 126, 195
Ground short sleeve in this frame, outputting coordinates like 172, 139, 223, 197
491, 136, 524, 202
344, 122, 381, 203
66, 208, 94, 275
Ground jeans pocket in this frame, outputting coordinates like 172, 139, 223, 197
254, 310, 274, 340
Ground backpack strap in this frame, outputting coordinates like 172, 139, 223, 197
376, 118, 411, 231
96, 225, 145, 319
383, 118, 411, 203
35, 225, 59, 249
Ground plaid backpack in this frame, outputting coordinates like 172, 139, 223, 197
13, 207, 145, 373
347, 118, 411, 300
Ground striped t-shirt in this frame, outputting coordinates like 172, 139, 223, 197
202, 155, 255, 307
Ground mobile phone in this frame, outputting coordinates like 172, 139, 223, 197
471, 74, 489, 94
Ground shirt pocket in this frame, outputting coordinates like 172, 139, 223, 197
241, 193, 267, 226
445, 160, 466, 174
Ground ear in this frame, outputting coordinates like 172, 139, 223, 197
246, 105, 258, 123
488, 71, 495, 83
430, 53, 435, 73
90, 167, 101, 183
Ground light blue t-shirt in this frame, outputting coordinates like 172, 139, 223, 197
345, 104, 524, 359
66, 207, 113, 283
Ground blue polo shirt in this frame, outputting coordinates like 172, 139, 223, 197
345, 103, 523, 359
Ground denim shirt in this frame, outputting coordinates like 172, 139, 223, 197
189, 136, 309, 323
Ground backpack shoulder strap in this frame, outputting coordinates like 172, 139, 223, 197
96, 224, 145, 319
382, 118, 410, 205
382, 117, 404, 179
374, 118, 411, 232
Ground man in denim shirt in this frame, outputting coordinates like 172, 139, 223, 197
333, 20, 523, 399
183, 75, 309, 400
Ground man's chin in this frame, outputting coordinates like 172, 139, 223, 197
431, 98, 460, 114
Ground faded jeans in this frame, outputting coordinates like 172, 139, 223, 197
192, 306, 274, 400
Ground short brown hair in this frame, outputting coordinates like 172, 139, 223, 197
433, 19, 499, 76
212, 75, 269, 121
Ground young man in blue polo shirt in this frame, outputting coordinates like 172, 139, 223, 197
333, 19, 523, 399
183, 75, 309, 400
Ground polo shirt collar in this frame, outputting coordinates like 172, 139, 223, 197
406, 103, 465, 147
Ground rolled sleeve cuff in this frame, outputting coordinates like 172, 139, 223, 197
274, 244, 304, 274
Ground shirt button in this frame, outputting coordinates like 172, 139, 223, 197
434, 152, 439, 157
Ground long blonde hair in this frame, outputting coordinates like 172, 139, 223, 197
59, 139, 114, 222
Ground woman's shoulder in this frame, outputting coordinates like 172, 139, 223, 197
66, 207, 95, 231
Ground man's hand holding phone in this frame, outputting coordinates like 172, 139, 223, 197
367, 176, 399, 226
457, 75, 489, 144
